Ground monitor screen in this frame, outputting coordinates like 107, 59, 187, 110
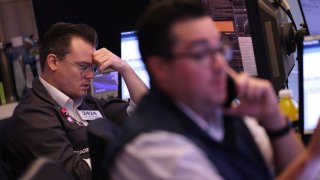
201, 0, 295, 92
201, 0, 258, 76
299, 0, 320, 35
120, 31, 150, 100
90, 70, 119, 99
299, 35, 320, 135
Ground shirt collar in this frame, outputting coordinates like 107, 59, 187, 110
39, 76, 83, 110
175, 101, 224, 141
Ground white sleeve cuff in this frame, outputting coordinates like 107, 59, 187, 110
83, 158, 92, 170
126, 99, 137, 116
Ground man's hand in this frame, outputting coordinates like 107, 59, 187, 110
306, 119, 320, 158
93, 48, 148, 104
224, 67, 286, 130
93, 48, 129, 74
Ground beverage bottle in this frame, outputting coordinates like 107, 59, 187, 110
10, 36, 26, 99
0, 41, 16, 103
278, 89, 299, 134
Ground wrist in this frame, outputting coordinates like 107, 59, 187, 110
118, 61, 131, 75
260, 111, 287, 131
265, 116, 293, 140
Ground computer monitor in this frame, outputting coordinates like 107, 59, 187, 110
201, 0, 257, 76
201, 0, 295, 92
120, 31, 150, 100
298, 0, 320, 35
299, 35, 320, 138
90, 70, 119, 100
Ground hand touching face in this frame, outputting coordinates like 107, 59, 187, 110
224, 67, 284, 130
93, 48, 128, 74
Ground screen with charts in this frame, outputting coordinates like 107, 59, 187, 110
90, 70, 119, 99
300, 35, 320, 134
201, 0, 295, 92
201, 0, 257, 76
299, 0, 320, 35
120, 31, 150, 100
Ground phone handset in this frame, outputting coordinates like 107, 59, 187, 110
224, 75, 237, 108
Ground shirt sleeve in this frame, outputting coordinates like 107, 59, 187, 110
111, 131, 224, 180
97, 98, 130, 127
126, 99, 137, 116
243, 116, 274, 173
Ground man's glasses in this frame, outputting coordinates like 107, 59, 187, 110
172, 46, 233, 62
55, 55, 98, 76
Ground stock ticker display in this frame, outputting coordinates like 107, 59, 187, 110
201, 0, 257, 76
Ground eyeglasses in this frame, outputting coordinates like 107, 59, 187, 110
55, 55, 98, 76
172, 46, 233, 62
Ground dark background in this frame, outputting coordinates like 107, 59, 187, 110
32, 0, 150, 56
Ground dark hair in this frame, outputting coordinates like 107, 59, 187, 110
137, 0, 207, 62
39, 22, 98, 70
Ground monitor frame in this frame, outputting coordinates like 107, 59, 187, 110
90, 69, 119, 100
119, 30, 150, 100
297, 0, 310, 35
298, 35, 320, 144
245, 0, 295, 92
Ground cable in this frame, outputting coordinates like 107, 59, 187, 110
273, 0, 298, 31
280, 0, 298, 30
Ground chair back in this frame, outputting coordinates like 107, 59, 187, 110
19, 157, 74, 180
87, 118, 120, 180
0, 118, 12, 180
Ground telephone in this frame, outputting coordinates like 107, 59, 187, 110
224, 75, 237, 108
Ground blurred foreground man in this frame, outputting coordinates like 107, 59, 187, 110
108, 0, 320, 179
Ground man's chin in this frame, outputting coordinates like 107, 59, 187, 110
211, 95, 227, 106
80, 91, 87, 97
71, 92, 87, 99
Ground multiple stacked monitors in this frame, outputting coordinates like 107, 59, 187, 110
201, 0, 257, 76
298, 1, 320, 139
91, 0, 295, 100
91, 31, 151, 100
201, 0, 295, 92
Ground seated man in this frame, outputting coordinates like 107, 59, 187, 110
108, 0, 320, 179
3, 22, 148, 179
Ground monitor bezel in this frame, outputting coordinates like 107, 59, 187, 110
298, 35, 320, 144
297, 0, 311, 35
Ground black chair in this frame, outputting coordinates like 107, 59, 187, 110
87, 118, 120, 180
0, 117, 12, 180
19, 157, 74, 180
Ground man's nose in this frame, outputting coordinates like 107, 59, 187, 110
83, 70, 96, 79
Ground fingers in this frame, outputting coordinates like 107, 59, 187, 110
93, 48, 123, 72
93, 48, 113, 65
224, 65, 238, 80
99, 59, 113, 71
224, 65, 252, 98
223, 71, 278, 119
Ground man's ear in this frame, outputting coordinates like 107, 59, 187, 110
147, 56, 170, 81
46, 54, 58, 71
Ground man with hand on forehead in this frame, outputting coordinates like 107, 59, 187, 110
108, 0, 320, 179
3, 22, 148, 180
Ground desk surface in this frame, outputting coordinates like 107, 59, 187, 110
0, 102, 18, 120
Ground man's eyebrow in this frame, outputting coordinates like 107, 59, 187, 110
185, 39, 210, 49
76, 61, 92, 65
